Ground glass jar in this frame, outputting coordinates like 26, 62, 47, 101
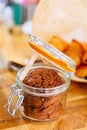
4, 65, 70, 121
4, 34, 76, 121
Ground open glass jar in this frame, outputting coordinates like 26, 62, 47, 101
4, 34, 76, 121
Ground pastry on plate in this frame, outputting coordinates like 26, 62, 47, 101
82, 50, 87, 64
69, 39, 85, 54
64, 50, 82, 67
75, 64, 87, 79
49, 36, 68, 51
64, 39, 85, 67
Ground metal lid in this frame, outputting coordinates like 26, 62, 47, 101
28, 34, 76, 72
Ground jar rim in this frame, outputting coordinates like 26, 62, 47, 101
16, 65, 70, 96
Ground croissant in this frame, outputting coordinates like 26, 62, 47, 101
64, 50, 82, 67
69, 39, 85, 54
82, 43, 87, 51
82, 50, 87, 64
64, 39, 85, 67
49, 36, 68, 51
75, 64, 87, 79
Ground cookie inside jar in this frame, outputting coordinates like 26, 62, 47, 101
20, 66, 68, 121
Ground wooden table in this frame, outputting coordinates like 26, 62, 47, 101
0, 69, 87, 130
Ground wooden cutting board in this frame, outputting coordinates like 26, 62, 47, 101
0, 69, 87, 130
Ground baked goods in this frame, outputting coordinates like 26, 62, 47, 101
23, 67, 64, 120
48, 35, 87, 79
69, 40, 85, 54
64, 40, 87, 78
49, 36, 68, 51
75, 65, 87, 79
23, 68, 63, 88
82, 43, 87, 51
23, 95, 63, 120
64, 39, 87, 78
64, 40, 85, 67
82, 50, 87, 64
64, 50, 82, 67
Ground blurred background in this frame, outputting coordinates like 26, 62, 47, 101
0, 0, 40, 67
0, 0, 40, 31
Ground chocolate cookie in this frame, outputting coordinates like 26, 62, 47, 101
23, 68, 63, 88
23, 67, 64, 120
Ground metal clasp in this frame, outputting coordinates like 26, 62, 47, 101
4, 84, 24, 117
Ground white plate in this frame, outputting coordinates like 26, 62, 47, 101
71, 74, 87, 83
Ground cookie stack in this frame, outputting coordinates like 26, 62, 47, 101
23, 67, 64, 120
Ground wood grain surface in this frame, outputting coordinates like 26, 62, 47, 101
0, 69, 87, 130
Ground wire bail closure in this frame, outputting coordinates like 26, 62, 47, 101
4, 84, 24, 117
